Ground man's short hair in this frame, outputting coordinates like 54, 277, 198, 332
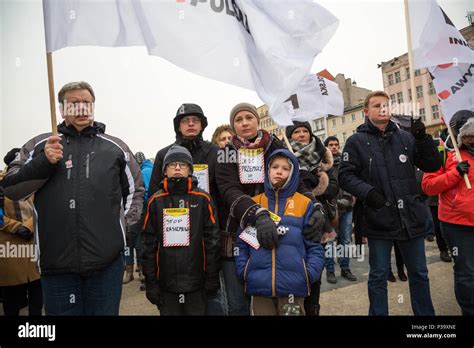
324, 136, 339, 147
58, 81, 96, 104
364, 91, 389, 108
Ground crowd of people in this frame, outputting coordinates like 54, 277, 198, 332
0, 82, 473, 316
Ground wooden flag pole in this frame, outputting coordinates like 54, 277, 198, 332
404, 0, 470, 190
46, 52, 58, 136
404, 0, 418, 115
43, 0, 57, 136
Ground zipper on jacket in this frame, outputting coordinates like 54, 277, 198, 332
67, 154, 72, 180
271, 190, 279, 297
369, 158, 373, 180
86, 154, 90, 179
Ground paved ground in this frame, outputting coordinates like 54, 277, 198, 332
119, 239, 461, 316
1, 239, 459, 316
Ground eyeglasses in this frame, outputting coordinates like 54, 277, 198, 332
167, 162, 189, 169
180, 116, 201, 124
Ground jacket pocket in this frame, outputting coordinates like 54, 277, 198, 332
364, 203, 397, 234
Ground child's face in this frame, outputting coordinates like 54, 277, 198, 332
269, 157, 291, 188
166, 162, 191, 178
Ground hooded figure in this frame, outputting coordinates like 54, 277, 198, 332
147, 103, 219, 201
235, 149, 324, 301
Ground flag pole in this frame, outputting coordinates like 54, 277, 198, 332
282, 127, 294, 154
43, 1, 57, 136
45, 52, 58, 136
404, 0, 470, 190
447, 125, 472, 189
404, 0, 418, 115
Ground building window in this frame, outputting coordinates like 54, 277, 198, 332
395, 71, 401, 83
343, 132, 347, 142
351, 113, 356, 122
429, 82, 435, 95
408, 89, 412, 101
390, 94, 396, 104
388, 74, 394, 85
397, 92, 403, 104
342, 116, 346, 124
419, 108, 426, 122
416, 85, 423, 99
332, 119, 336, 127
414, 69, 421, 76
361, 111, 365, 118
406, 67, 410, 79
432, 105, 439, 119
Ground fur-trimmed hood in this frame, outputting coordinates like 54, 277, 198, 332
311, 148, 334, 197
458, 117, 474, 148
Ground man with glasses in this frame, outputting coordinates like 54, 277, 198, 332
148, 103, 223, 315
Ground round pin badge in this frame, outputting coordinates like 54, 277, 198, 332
399, 154, 408, 163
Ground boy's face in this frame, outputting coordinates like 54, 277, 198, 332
269, 157, 291, 188
165, 162, 191, 178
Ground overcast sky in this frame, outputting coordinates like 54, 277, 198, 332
1, 0, 472, 159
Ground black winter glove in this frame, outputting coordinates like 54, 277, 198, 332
255, 210, 279, 250
303, 204, 325, 242
456, 160, 470, 177
366, 189, 386, 208
300, 169, 320, 190
411, 117, 427, 140
15, 226, 33, 241
145, 284, 163, 309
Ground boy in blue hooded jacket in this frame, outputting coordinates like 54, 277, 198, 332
235, 149, 324, 315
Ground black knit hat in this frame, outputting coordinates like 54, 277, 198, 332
173, 103, 208, 135
285, 121, 313, 140
4, 148, 20, 166
134, 152, 146, 165
163, 145, 193, 175
450, 110, 474, 137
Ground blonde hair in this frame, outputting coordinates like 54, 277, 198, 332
211, 124, 234, 145
364, 91, 389, 108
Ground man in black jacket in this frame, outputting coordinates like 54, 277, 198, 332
339, 91, 441, 316
148, 103, 219, 200
3, 81, 144, 315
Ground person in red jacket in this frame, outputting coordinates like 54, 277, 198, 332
422, 110, 474, 316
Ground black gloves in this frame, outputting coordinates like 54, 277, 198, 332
145, 283, 163, 309
300, 169, 320, 190
303, 204, 325, 242
15, 226, 33, 241
411, 117, 427, 140
255, 210, 279, 250
366, 189, 386, 208
456, 160, 470, 177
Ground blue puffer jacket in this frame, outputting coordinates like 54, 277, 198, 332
235, 149, 324, 298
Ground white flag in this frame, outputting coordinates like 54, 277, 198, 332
408, 0, 474, 69
430, 63, 474, 123
43, 0, 339, 125
271, 74, 344, 125
407, 0, 474, 123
